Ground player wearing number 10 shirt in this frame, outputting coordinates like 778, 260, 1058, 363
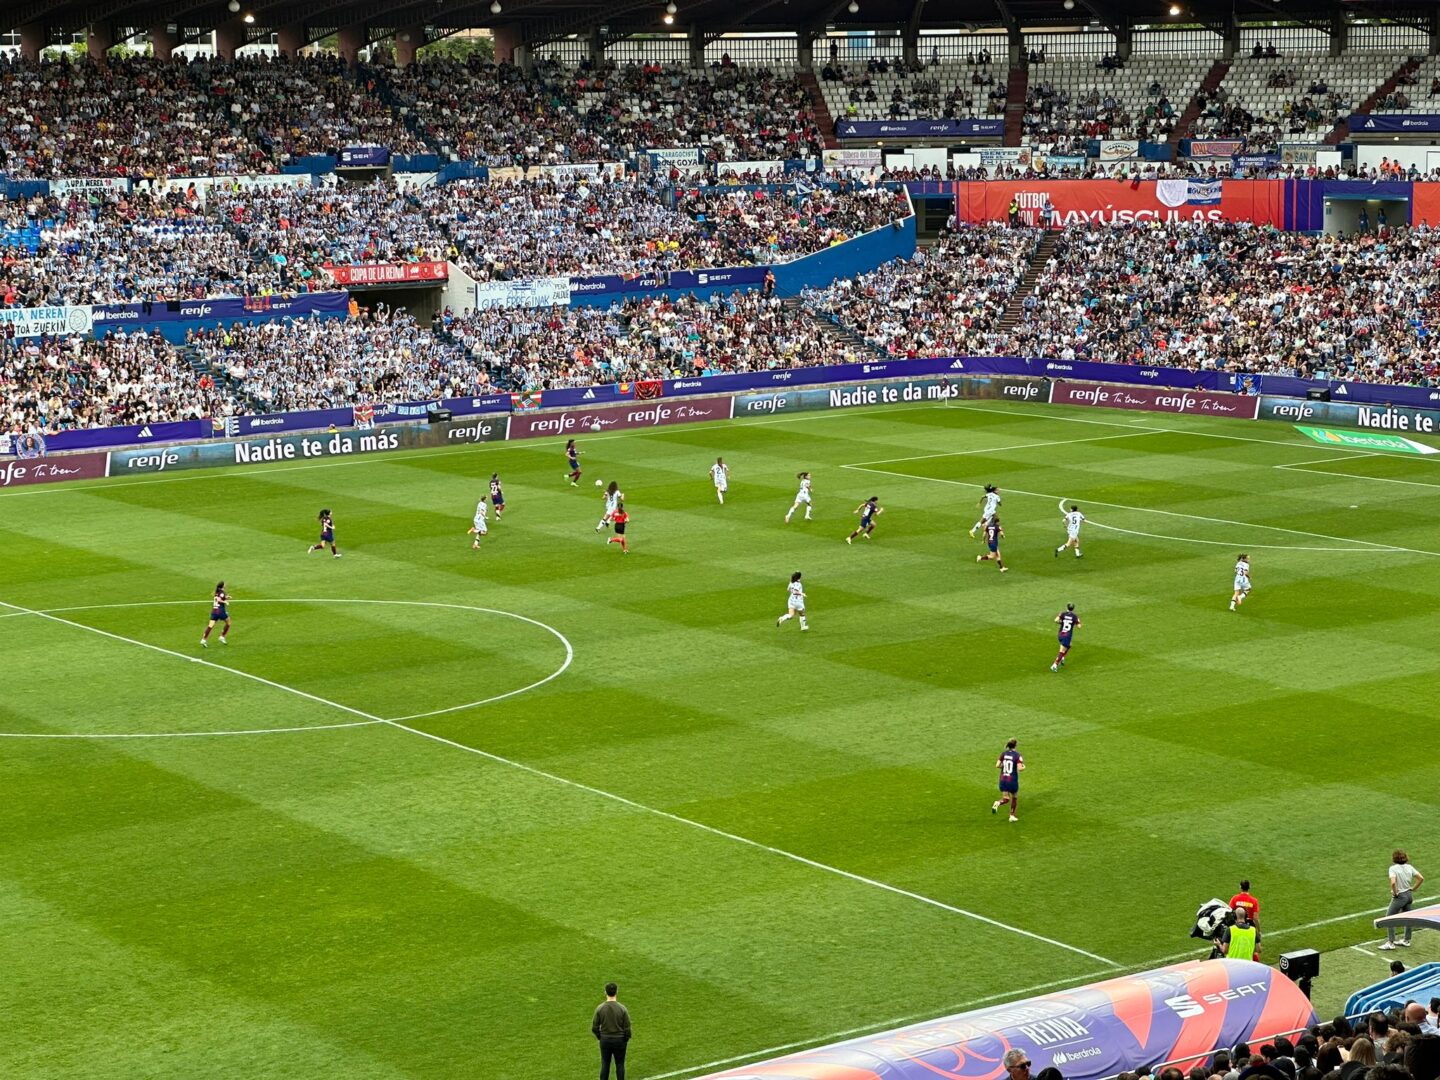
992, 738, 1024, 822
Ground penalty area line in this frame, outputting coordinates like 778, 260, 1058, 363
1, 597, 1113, 969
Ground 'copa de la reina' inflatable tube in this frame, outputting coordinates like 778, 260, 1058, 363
704, 959, 1317, 1080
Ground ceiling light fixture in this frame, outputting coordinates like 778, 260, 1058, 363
227, 0, 239, 10
1063, 0, 1074, 8
847, 0, 858, 11
242, 11, 255, 22
490, 0, 501, 11
1168, 3, 1180, 13
666, 1, 677, 11
662, 12, 674, 22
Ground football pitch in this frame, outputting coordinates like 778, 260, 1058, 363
3, 399, 1438, 1079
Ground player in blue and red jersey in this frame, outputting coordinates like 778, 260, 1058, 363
976, 516, 1007, 572
489, 473, 505, 518
992, 738, 1024, 822
307, 509, 340, 557
201, 581, 230, 647
1051, 603, 1081, 672
565, 439, 582, 486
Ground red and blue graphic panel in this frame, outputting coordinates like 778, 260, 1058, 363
702, 960, 1316, 1080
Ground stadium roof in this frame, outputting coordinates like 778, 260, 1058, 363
8, 0, 1437, 51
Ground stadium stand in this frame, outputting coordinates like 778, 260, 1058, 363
817, 59, 1008, 122
1023, 57, 1212, 142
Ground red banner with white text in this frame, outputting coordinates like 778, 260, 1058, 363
324, 262, 449, 286
956, 180, 1284, 228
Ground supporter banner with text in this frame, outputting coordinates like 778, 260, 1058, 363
1052, 380, 1260, 419
567, 266, 768, 301
50, 177, 131, 196
1257, 396, 1440, 435
1098, 140, 1141, 161
0, 453, 110, 488
835, 119, 1005, 139
508, 398, 734, 439
1189, 139, 1245, 158
645, 148, 702, 166
325, 262, 447, 286
955, 179, 1285, 228
1348, 114, 1440, 134
823, 149, 883, 170
472, 276, 572, 310
0, 304, 92, 338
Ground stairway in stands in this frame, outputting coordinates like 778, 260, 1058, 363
781, 296, 886, 358
995, 231, 1058, 334
1003, 64, 1029, 146
1326, 56, 1420, 145
1174, 59, 1231, 141
798, 71, 840, 150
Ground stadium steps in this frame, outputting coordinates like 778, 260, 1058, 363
995, 231, 1058, 334
1326, 56, 1421, 144
1174, 58, 1230, 141
798, 71, 841, 149
1003, 65, 1029, 146
782, 297, 886, 359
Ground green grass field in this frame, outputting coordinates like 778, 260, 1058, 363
3, 398, 1438, 1079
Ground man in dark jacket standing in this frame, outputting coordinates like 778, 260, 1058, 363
593, 982, 632, 1080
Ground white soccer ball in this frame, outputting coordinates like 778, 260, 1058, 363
595, 479, 603, 487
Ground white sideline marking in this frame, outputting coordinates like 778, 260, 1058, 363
1351, 945, 1377, 957
1277, 464, 1440, 490
640, 968, 1118, 1080
0, 599, 574, 736
1278, 453, 1383, 469
843, 429, 1159, 467
0, 400, 954, 500
842, 464, 1440, 558
0, 596, 1115, 969
644, 892, 1440, 1080
1087, 522, 1378, 553
386, 720, 1117, 967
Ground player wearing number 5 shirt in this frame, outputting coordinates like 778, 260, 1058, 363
992, 738, 1024, 822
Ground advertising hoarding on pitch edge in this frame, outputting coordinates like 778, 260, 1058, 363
1258, 396, 1440, 435
733, 375, 1048, 416
508, 398, 734, 439
109, 416, 508, 475
1052, 381, 1261, 419
0, 453, 110, 488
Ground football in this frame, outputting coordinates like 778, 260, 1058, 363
595, 479, 603, 487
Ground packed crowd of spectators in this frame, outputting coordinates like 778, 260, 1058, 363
380, 56, 825, 166
0, 177, 907, 305
982, 221, 1440, 384
803, 225, 1041, 357
1, 329, 233, 432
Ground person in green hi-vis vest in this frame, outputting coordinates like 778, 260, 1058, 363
1221, 906, 1262, 960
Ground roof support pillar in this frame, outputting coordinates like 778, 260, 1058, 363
394, 25, 425, 66
277, 22, 306, 56
336, 23, 365, 64
1328, 10, 1346, 58
215, 21, 245, 60
19, 23, 46, 61
150, 23, 176, 59
87, 23, 113, 60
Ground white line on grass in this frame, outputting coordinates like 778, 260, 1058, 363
1086, 522, 1377, 553
0, 596, 1116, 968
842, 429, 1160, 467
1276, 465, 1440, 490
385, 719, 1118, 967
842, 464, 1440, 557
642, 893, 1440, 1080
1351, 945, 1377, 957
0, 399, 956, 500
640, 967, 1119, 1080
1278, 453, 1384, 469
0, 599, 573, 735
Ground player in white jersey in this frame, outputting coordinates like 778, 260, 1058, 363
1055, 504, 1086, 558
596, 481, 623, 532
784, 472, 813, 523
776, 571, 809, 630
1230, 554, 1252, 611
468, 498, 488, 549
969, 485, 1001, 539
710, 457, 730, 504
